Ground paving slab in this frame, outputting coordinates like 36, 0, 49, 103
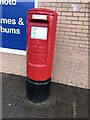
2, 73, 89, 119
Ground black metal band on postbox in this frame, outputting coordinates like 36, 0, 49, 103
26, 78, 51, 103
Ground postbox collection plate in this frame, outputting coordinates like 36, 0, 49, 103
31, 26, 48, 40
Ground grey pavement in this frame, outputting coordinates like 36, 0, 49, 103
2, 73, 89, 118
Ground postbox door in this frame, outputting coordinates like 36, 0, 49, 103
27, 19, 49, 80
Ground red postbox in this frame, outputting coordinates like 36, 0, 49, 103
26, 8, 58, 102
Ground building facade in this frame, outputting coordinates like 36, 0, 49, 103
0, 0, 89, 89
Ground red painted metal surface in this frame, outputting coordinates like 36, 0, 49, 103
26, 8, 58, 81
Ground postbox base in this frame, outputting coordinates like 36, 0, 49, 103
26, 77, 51, 103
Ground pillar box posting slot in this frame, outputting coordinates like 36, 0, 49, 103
26, 8, 58, 102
